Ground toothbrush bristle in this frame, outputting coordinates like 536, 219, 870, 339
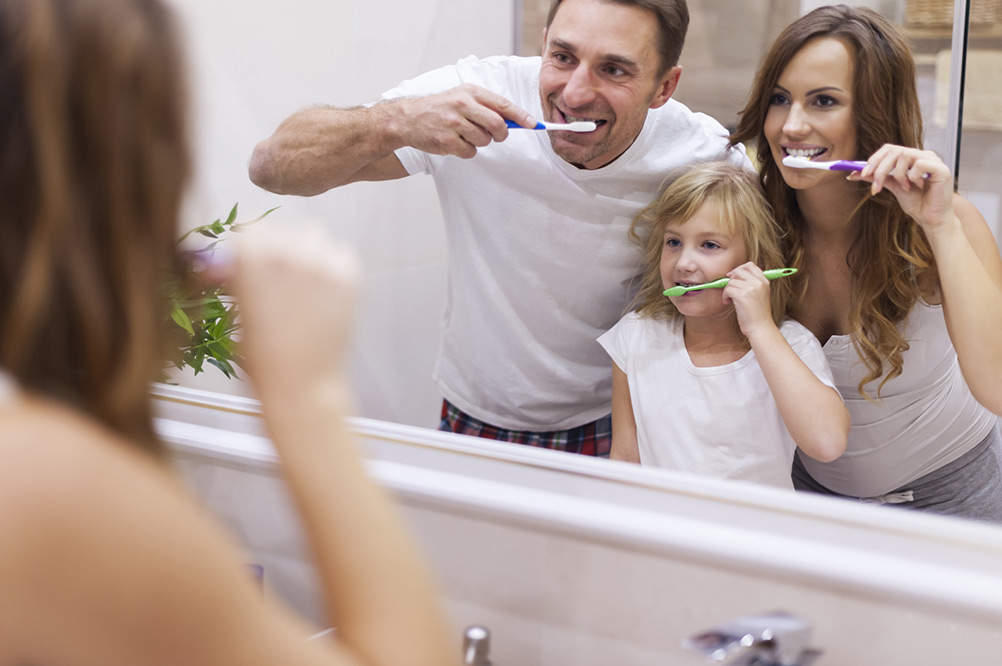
566, 121, 597, 132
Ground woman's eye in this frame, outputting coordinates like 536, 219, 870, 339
815, 95, 837, 108
768, 92, 788, 106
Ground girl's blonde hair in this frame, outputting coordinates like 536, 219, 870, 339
729, 5, 932, 398
629, 162, 790, 327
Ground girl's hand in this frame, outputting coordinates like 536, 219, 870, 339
849, 144, 955, 235
723, 262, 775, 339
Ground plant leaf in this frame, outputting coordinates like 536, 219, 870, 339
223, 203, 239, 228
207, 357, 237, 378
165, 203, 271, 381
170, 304, 195, 336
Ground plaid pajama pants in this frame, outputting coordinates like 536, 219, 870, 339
439, 399, 611, 458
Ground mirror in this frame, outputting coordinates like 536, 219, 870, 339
163, 0, 1002, 526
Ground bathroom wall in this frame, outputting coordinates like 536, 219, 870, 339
163, 0, 515, 428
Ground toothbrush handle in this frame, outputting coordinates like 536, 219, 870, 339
505, 119, 545, 130
695, 277, 730, 291
695, 268, 797, 291
762, 267, 798, 280
829, 160, 867, 172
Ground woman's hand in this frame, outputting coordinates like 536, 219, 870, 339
216, 225, 361, 400
850, 144, 956, 235
723, 262, 776, 339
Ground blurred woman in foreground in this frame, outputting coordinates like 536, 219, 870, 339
0, 0, 456, 663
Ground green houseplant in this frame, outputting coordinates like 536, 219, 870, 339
163, 204, 277, 381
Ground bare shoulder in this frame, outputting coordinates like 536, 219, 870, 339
0, 399, 146, 524
0, 400, 328, 665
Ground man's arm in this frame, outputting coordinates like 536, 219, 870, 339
249, 84, 537, 196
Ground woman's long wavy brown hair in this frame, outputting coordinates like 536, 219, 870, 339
729, 5, 933, 398
0, 0, 189, 454
629, 161, 791, 332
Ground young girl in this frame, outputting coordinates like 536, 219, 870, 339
598, 162, 848, 489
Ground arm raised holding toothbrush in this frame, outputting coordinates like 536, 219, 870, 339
724, 263, 849, 463
250, 83, 537, 195
848, 144, 1002, 415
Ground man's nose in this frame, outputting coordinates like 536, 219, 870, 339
562, 65, 598, 109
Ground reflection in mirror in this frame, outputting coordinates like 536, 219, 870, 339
164, 0, 1002, 529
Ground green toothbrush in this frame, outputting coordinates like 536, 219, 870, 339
663, 267, 798, 297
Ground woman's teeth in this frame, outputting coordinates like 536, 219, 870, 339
785, 148, 826, 159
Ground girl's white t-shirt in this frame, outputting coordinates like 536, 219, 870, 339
599, 313, 837, 489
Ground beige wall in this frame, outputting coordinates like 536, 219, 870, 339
163, 0, 515, 428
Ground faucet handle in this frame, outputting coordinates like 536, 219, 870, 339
463, 624, 492, 666
683, 611, 822, 666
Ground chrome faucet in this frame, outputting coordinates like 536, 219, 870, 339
684, 611, 822, 665
462, 625, 492, 666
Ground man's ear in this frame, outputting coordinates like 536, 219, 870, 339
541, 26, 548, 54
650, 65, 682, 109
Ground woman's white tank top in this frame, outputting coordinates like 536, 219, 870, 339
799, 302, 996, 497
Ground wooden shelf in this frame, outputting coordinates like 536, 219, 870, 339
904, 22, 1002, 40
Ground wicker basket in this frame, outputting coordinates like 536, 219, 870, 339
906, 0, 1002, 26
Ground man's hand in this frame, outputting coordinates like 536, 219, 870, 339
391, 83, 537, 159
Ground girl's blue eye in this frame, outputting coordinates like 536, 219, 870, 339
702, 241, 720, 250
665, 238, 680, 248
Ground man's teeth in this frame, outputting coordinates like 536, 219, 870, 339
786, 148, 825, 159
564, 113, 603, 124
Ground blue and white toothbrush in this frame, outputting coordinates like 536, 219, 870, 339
782, 155, 866, 171
505, 119, 597, 132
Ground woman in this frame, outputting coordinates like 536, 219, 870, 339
0, 0, 455, 663
730, 5, 1002, 521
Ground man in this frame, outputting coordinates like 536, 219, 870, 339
249, 0, 748, 456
